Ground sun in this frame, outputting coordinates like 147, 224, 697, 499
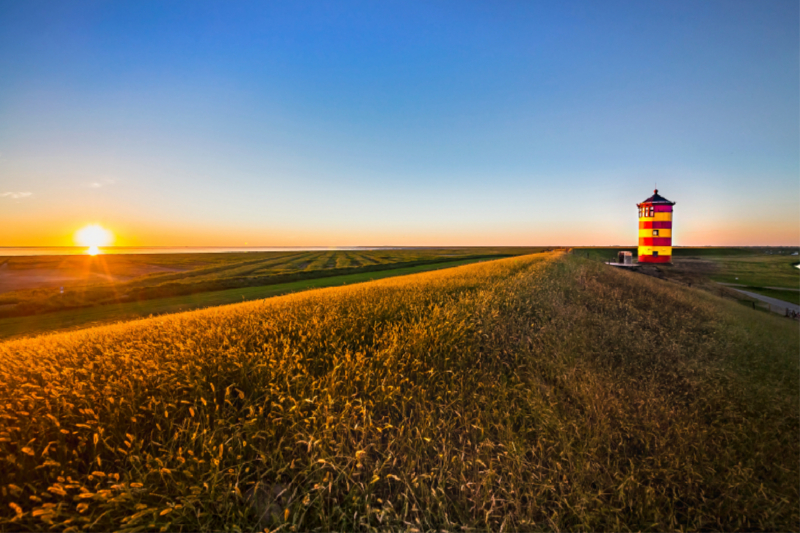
75, 225, 113, 255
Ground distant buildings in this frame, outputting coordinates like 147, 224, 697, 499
637, 190, 675, 264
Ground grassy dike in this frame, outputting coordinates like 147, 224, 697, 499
0, 252, 797, 531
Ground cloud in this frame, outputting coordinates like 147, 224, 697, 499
84, 177, 117, 189
1, 192, 32, 199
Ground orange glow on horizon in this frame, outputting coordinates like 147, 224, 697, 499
0, 217, 796, 248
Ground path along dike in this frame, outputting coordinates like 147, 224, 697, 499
724, 286, 800, 316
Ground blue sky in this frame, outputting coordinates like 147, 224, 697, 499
1, 0, 797, 246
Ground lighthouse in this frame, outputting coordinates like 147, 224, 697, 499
637, 189, 675, 263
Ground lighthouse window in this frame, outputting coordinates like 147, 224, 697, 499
653, 230, 659, 236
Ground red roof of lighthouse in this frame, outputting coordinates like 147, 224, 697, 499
638, 189, 675, 206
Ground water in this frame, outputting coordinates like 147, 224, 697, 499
0, 246, 403, 257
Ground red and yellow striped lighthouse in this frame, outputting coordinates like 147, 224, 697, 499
637, 189, 675, 263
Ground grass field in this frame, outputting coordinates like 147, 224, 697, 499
697, 253, 799, 288
1, 251, 797, 531
662, 251, 799, 311
0, 257, 491, 340
576, 247, 800, 308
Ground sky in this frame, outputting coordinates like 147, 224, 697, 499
1, 0, 798, 247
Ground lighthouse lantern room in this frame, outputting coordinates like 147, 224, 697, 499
637, 189, 675, 264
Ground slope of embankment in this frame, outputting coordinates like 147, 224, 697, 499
1, 251, 797, 531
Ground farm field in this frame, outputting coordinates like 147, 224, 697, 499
0, 248, 545, 320
0, 256, 493, 340
1, 251, 797, 531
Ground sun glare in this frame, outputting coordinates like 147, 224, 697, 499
75, 225, 113, 255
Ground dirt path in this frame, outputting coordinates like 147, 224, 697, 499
726, 287, 800, 316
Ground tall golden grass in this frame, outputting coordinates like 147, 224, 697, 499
0, 252, 797, 531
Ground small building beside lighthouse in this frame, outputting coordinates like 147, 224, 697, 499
637, 189, 675, 263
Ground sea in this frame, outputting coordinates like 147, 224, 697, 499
0, 246, 403, 257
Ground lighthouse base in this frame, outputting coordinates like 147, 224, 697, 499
638, 255, 671, 264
